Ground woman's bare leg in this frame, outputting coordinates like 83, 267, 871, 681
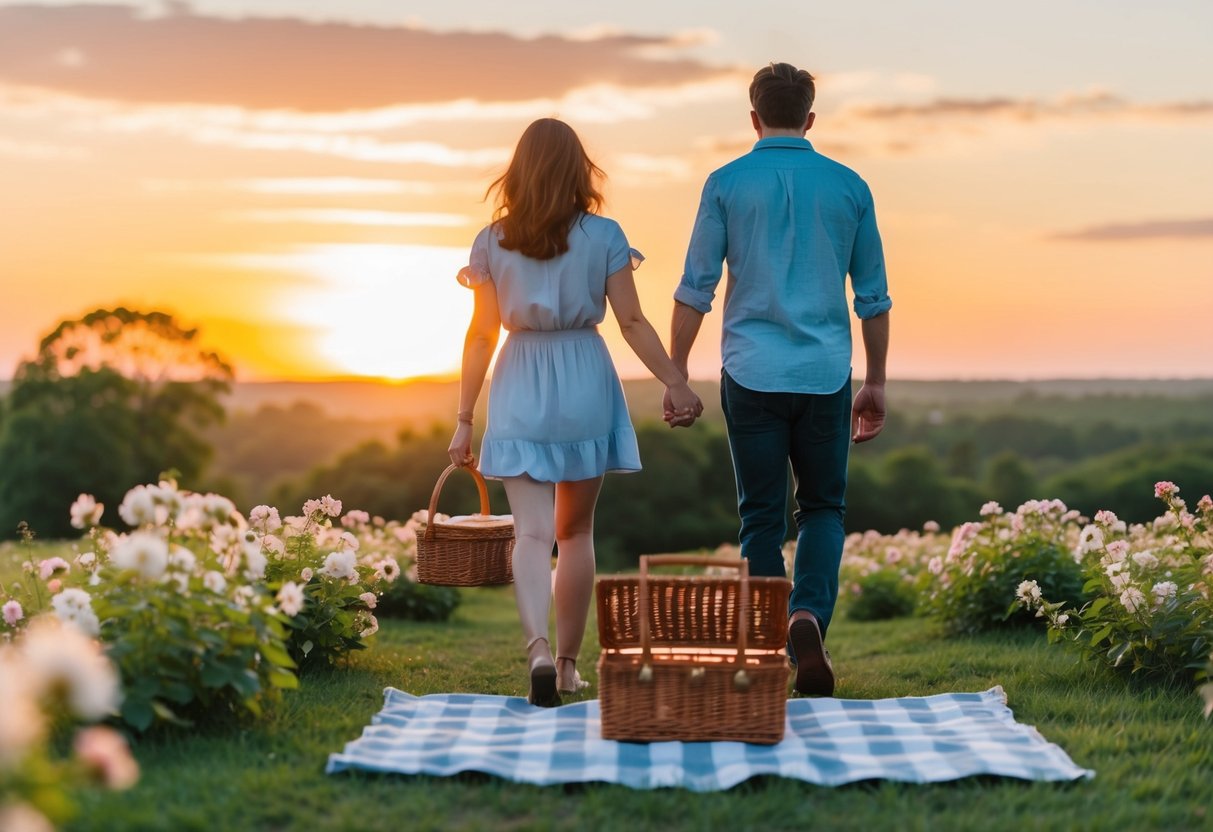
553, 476, 603, 690
502, 475, 557, 676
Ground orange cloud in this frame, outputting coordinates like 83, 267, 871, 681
0, 4, 733, 111
1051, 217, 1213, 242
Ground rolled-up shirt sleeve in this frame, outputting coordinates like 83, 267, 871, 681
456, 226, 493, 289
849, 186, 892, 319
674, 176, 727, 314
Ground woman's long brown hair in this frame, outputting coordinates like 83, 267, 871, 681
489, 119, 605, 260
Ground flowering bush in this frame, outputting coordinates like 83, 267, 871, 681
0, 482, 417, 730
1, 617, 137, 830
1017, 484, 1213, 689
920, 500, 1088, 634
255, 499, 392, 669
837, 524, 945, 620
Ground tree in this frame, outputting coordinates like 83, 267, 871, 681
0, 308, 232, 538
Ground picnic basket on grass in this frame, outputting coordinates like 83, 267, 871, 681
415, 464, 514, 587
596, 555, 791, 744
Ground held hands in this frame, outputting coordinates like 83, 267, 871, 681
447, 422, 475, 467
663, 381, 703, 429
851, 383, 886, 443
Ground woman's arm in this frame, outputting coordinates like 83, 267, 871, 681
605, 265, 702, 421
448, 279, 501, 466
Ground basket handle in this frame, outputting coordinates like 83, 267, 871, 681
423, 464, 492, 541
636, 555, 751, 688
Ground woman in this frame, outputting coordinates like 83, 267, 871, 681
447, 118, 702, 707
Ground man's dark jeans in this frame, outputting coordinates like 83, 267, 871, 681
720, 370, 851, 639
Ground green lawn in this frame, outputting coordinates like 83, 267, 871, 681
50, 585, 1210, 832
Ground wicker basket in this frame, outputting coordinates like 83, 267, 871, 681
596, 555, 790, 744
415, 464, 514, 587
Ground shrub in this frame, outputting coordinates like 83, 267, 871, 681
921, 500, 1087, 634
1017, 484, 1213, 691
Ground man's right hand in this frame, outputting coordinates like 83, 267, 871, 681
663, 383, 702, 428
851, 383, 886, 443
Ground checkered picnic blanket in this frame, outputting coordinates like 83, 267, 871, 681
325, 686, 1092, 791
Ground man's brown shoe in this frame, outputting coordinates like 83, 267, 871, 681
788, 614, 835, 697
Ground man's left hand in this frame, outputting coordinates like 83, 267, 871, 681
851, 383, 886, 443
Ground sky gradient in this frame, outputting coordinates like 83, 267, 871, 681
1, 0, 1211, 382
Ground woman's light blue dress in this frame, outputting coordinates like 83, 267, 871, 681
458, 213, 643, 482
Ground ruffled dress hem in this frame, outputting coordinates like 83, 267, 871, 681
479, 425, 642, 482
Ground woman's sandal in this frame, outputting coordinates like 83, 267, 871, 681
526, 636, 561, 708
556, 656, 591, 695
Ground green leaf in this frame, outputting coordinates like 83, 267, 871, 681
121, 697, 155, 731
1090, 625, 1114, 646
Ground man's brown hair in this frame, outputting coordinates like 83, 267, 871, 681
749, 62, 816, 129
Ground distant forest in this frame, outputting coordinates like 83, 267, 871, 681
198, 379, 1213, 569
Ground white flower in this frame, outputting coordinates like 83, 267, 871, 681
19, 618, 121, 720
203, 494, 237, 523
0, 650, 45, 769
927, 557, 944, 575
248, 505, 282, 534
1015, 579, 1042, 605
1110, 571, 1132, 591
1104, 540, 1130, 563
118, 485, 161, 527
51, 588, 100, 636
1055, 613, 1070, 626
1132, 551, 1159, 570
76, 551, 97, 570
1119, 587, 1146, 614
0, 802, 55, 832
359, 592, 378, 610
203, 571, 227, 594
241, 531, 267, 580
109, 532, 169, 580
318, 550, 357, 581
275, 582, 305, 617
167, 545, 197, 574
70, 493, 105, 529
338, 531, 360, 552
979, 501, 1003, 517
1077, 524, 1104, 554
300, 567, 314, 582
231, 585, 256, 609
1151, 581, 1178, 607
74, 725, 140, 790
359, 613, 379, 638
2, 600, 23, 627
262, 534, 285, 557
375, 558, 401, 583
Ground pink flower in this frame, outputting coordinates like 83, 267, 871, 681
38, 557, 70, 580
46, 578, 62, 594
1198, 495, 1213, 514
1154, 481, 1179, 500
74, 726, 140, 790
2, 599, 23, 627
359, 592, 377, 610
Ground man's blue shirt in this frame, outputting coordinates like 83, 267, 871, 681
675, 136, 892, 394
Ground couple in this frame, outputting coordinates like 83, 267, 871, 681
447, 62, 892, 707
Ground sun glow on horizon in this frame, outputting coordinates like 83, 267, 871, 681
216, 243, 474, 381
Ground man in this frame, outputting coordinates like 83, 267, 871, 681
665, 62, 891, 696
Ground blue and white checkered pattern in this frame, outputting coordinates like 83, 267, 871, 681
325, 686, 1092, 791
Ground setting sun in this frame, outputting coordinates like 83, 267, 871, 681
219, 243, 475, 381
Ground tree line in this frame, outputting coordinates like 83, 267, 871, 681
2, 309, 1212, 565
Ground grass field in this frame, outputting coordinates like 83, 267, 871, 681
52, 585, 1212, 832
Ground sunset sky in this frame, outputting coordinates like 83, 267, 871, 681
1, 0, 1211, 382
